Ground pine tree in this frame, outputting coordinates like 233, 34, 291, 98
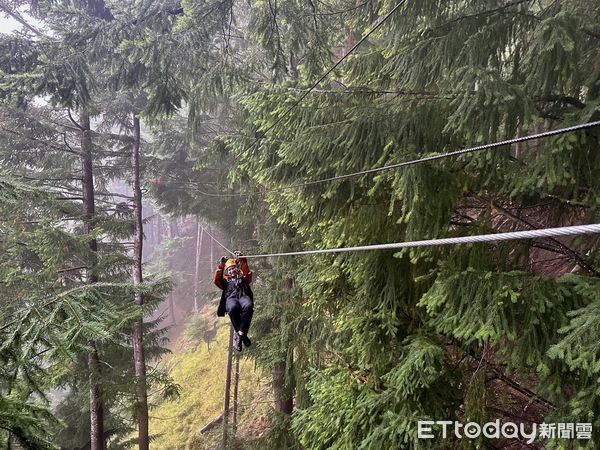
0, 175, 144, 449
0, 1, 176, 447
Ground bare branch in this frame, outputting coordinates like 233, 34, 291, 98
67, 109, 84, 131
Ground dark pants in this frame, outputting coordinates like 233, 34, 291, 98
226, 295, 253, 334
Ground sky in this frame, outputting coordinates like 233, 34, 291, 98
0, 15, 20, 33
0, 9, 45, 34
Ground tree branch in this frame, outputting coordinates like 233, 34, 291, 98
537, 95, 585, 109
0, 127, 80, 155
0, 2, 43, 36
466, 349, 555, 410
491, 201, 600, 277
57, 266, 88, 274
67, 108, 84, 131
305, 0, 369, 17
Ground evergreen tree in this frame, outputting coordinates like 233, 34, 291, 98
0, 1, 175, 447
3, 0, 600, 448
0, 175, 143, 448
155, 0, 600, 447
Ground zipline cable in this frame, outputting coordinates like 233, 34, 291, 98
189, 120, 600, 198
275, 120, 600, 189
242, 223, 600, 258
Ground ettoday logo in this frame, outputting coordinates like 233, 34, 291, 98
417, 420, 592, 444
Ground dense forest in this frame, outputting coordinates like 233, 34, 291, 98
1, 0, 600, 448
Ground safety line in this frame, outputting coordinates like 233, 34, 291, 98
276, 121, 600, 188
242, 223, 600, 258
201, 225, 234, 255
191, 120, 600, 198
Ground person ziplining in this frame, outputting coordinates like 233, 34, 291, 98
206, 222, 600, 354
214, 252, 254, 352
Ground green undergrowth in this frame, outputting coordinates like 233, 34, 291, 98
150, 308, 271, 449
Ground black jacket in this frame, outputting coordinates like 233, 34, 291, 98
216, 277, 254, 317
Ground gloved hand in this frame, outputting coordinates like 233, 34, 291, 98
234, 250, 243, 257
218, 256, 227, 268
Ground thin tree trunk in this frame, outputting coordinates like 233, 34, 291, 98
152, 212, 159, 249
157, 215, 163, 245
194, 220, 204, 312
168, 290, 176, 326
232, 355, 240, 435
131, 114, 149, 450
169, 220, 178, 238
88, 345, 104, 450
273, 277, 294, 415
210, 226, 214, 273
222, 326, 234, 447
165, 221, 176, 326
272, 360, 293, 414
81, 110, 105, 450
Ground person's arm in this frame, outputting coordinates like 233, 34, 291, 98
214, 257, 227, 290
238, 256, 253, 284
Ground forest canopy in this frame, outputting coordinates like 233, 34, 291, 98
1, 0, 600, 449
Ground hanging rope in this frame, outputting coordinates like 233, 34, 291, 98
242, 223, 600, 258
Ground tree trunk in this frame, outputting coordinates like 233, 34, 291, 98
222, 326, 234, 447
273, 277, 294, 415
131, 114, 150, 450
169, 220, 178, 238
157, 215, 163, 245
131, 114, 149, 450
289, 50, 298, 79
152, 211, 159, 250
194, 220, 204, 312
165, 221, 176, 326
232, 354, 240, 434
272, 360, 293, 414
209, 226, 214, 275
88, 345, 104, 450
80, 110, 105, 450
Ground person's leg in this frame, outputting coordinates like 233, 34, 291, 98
238, 295, 254, 346
226, 296, 241, 332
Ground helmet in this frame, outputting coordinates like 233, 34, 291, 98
224, 259, 238, 270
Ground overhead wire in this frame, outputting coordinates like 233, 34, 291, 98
168, 5, 600, 258
199, 224, 234, 255
242, 224, 600, 258
259, 0, 410, 137
183, 120, 600, 197
277, 121, 600, 188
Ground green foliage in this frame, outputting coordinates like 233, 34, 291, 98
0, 395, 58, 450
0, 174, 173, 447
161, 0, 600, 448
293, 336, 455, 450
4, 0, 600, 448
